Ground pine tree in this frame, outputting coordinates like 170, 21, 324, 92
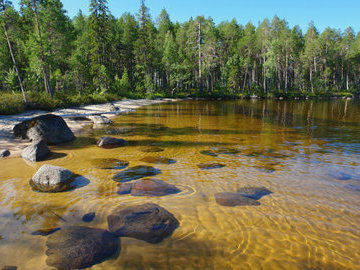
89, 0, 111, 91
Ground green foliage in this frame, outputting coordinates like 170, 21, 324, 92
0, 0, 359, 116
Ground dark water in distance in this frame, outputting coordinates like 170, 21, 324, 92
0, 99, 359, 269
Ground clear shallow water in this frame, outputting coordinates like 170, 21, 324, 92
0, 99, 360, 269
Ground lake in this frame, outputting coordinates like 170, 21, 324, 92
0, 99, 359, 269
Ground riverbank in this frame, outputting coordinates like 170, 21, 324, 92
0, 98, 179, 157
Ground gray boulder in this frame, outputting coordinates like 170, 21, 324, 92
21, 140, 51, 162
0, 149, 10, 158
30, 164, 74, 192
13, 114, 75, 145
107, 203, 179, 243
46, 226, 119, 270
97, 136, 126, 149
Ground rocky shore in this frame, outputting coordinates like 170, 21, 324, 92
0, 98, 178, 157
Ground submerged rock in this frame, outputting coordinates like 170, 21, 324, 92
117, 183, 132, 194
97, 136, 126, 149
197, 163, 225, 170
237, 186, 272, 200
82, 212, 96, 222
0, 149, 10, 158
215, 187, 272, 207
106, 127, 136, 135
213, 147, 241, 155
30, 164, 74, 193
113, 166, 161, 182
326, 171, 352, 181
200, 150, 218, 157
140, 156, 176, 165
2, 266, 17, 270
21, 140, 51, 162
107, 203, 179, 243
13, 114, 75, 145
91, 158, 129, 170
117, 179, 181, 197
254, 165, 276, 174
31, 228, 60, 236
46, 226, 119, 270
140, 146, 164, 153
215, 192, 260, 207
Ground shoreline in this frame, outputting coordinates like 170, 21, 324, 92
0, 98, 180, 157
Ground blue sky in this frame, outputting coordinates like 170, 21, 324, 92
15, 0, 360, 33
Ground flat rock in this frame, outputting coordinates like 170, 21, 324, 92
113, 166, 161, 182
107, 203, 179, 243
140, 146, 164, 153
89, 115, 112, 125
215, 192, 260, 207
213, 147, 241, 155
13, 114, 75, 145
200, 150, 218, 157
140, 156, 176, 164
31, 228, 60, 236
0, 149, 10, 158
326, 171, 352, 181
30, 164, 74, 192
91, 158, 129, 170
237, 186, 272, 200
46, 226, 119, 270
118, 179, 181, 197
254, 165, 276, 173
21, 140, 51, 162
97, 136, 126, 149
197, 163, 225, 170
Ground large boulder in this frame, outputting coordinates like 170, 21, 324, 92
97, 136, 126, 149
118, 178, 181, 197
46, 226, 119, 270
107, 203, 179, 243
21, 140, 51, 162
30, 164, 74, 192
13, 114, 75, 145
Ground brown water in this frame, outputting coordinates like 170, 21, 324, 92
0, 100, 360, 270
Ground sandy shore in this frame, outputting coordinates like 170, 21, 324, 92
0, 98, 180, 157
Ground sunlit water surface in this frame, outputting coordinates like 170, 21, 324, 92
0, 100, 360, 269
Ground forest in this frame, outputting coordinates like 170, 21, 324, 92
1, 0, 360, 114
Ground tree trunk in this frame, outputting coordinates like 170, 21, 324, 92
310, 66, 314, 93
32, 0, 53, 98
3, 24, 27, 102
198, 21, 203, 93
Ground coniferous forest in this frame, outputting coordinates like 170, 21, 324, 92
1, 0, 360, 114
